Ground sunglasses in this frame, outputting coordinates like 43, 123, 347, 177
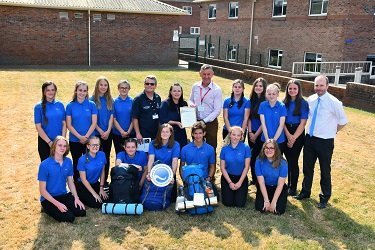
144, 82, 156, 86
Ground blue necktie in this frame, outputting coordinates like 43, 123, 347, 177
309, 97, 321, 136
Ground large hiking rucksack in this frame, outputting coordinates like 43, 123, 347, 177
140, 181, 172, 211
109, 164, 139, 203
182, 164, 214, 215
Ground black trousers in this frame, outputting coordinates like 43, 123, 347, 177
69, 141, 87, 181
284, 125, 305, 192
113, 134, 126, 156
301, 135, 334, 201
248, 131, 263, 184
76, 181, 103, 208
38, 136, 50, 162
41, 193, 86, 222
255, 184, 288, 215
221, 175, 248, 207
100, 133, 112, 183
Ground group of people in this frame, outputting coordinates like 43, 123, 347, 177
35, 64, 347, 222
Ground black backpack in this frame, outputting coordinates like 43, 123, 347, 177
109, 164, 139, 203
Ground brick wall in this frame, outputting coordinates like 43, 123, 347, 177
0, 6, 180, 65
344, 82, 375, 112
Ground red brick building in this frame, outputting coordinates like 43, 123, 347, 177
196, 0, 375, 72
0, 0, 187, 66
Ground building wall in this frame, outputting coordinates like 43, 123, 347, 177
0, 6, 180, 65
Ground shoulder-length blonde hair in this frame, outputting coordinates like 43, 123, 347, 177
223, 126, 244, 146
92, 76, 113, 110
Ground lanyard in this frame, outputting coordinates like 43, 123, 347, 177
200, 87, 211, 104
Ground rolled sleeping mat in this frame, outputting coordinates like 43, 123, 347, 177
102, 203, 143, 215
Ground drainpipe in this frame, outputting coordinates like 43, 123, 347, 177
88, 9, 91, 67
248, 0, 256, 64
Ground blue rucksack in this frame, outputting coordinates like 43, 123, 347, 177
140, 181, 172, 211
182, 164, 214, 215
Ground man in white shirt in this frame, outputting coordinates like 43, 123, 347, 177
189, 64, 222, 151
295, 75, 348, 209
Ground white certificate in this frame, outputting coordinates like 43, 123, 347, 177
136, 138, 151, 152
180, 107, 197, 128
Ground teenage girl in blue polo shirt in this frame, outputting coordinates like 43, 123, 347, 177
222, 79, 250, 139
113, 80, 133, 155
258, 83, 287, 154
283, 79, 309, 196
147, 123, 180, 200
66, 81, 98, 181
220, 126, 251, 207
76, 136, 108, 208
37, 136, 86, 222
255, 139, 288, 215
115, 138, 148, 189
247, 77, 267, 185
34, 81, 66, 161
90, 77, 114, 185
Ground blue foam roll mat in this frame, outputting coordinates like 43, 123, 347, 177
102, 203, 143, 215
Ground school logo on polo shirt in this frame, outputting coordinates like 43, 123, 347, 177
150, 164, 173, 187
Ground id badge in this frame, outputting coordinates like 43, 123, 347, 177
152, 114, 159, 120
197, 105, 205, 112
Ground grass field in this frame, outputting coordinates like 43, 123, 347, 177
0, 67, 374, 249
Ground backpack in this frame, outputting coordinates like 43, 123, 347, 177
109, 164, 139, 203
140, 181, 172, 211
182, 164, 214, 215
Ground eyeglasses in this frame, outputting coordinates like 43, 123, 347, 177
144, 82, 156, 86
119, 87, 129, 90
265, 147, 275, 151
89, 144, 100, 147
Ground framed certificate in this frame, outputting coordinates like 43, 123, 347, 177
180, 107, 197, 128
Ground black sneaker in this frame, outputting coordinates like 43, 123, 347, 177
294, 192, 310, 200
317, 201, 328, 209
288, 189, 297, 196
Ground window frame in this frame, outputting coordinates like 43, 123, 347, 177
59, 12, 69, 20
182, 6, 192, 15
208, 4, 217, 19
304, 52, 322, 73
272, 0, 287, 17
228, 2, 239, 19
309, 0, 329, 16
190, 27, 200, 35
93, 14, 102, 21
268, 49, 283, 68
227, 45, 237, 61
208, 43, 215, 58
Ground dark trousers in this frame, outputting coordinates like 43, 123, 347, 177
69, 141, 87, 181
284, 125, 305, 192
221, 175, 248, 207
255, 184, 288, 215
41, 193, 86, 222
100, 133, 112, 183
301, 135, 334, 202
76, 181, 103, 208
277, 142, 286, 156
248, 132, 263, 184
205, 118, 218, 150
113, 134, 126, 156
38, 136, 50, 162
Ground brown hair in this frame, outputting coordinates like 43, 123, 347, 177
153, 123, 175, 149
258, 139, 282, 168
50, 136, 70, 157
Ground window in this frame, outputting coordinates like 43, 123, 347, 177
74, 13, 83, 19
273, 0, 287, 17
304, 52, 322, 72
268, 49, 283, 68
208, 4, 217, 19
190, 27, 200, 35
107, 14, 115, 20
183, 6, 192, 15
59, 12, 68, 20
227, 45, 237, 61
208, 43, 215, 58
309, 0, 329, 15
228, 2, 239, 18
93, 14, 101, 21
178, 26, 182, 34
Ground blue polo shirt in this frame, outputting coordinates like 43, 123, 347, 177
66, 99, 97, 142
258, 100, 287, 143
223, 97, 250, 130
220, 142, 251, 175
132, 92, 161, 139
116, 151, 148, 180
112, 95, 133, 135
285, 99, 309, 125
90, 96, 114, 135
149, 141, 180, 166
77, 151, 106, 184
255, 158, 288, 186
34, 100, 66, 141
180, 142, 215, 178
37, 157, 73, 201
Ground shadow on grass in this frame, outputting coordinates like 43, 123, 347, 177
32, 193, 375, 249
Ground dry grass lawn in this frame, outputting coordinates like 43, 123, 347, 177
0, 67, 374, 249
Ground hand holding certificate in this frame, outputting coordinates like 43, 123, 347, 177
180, 107, 197, 128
